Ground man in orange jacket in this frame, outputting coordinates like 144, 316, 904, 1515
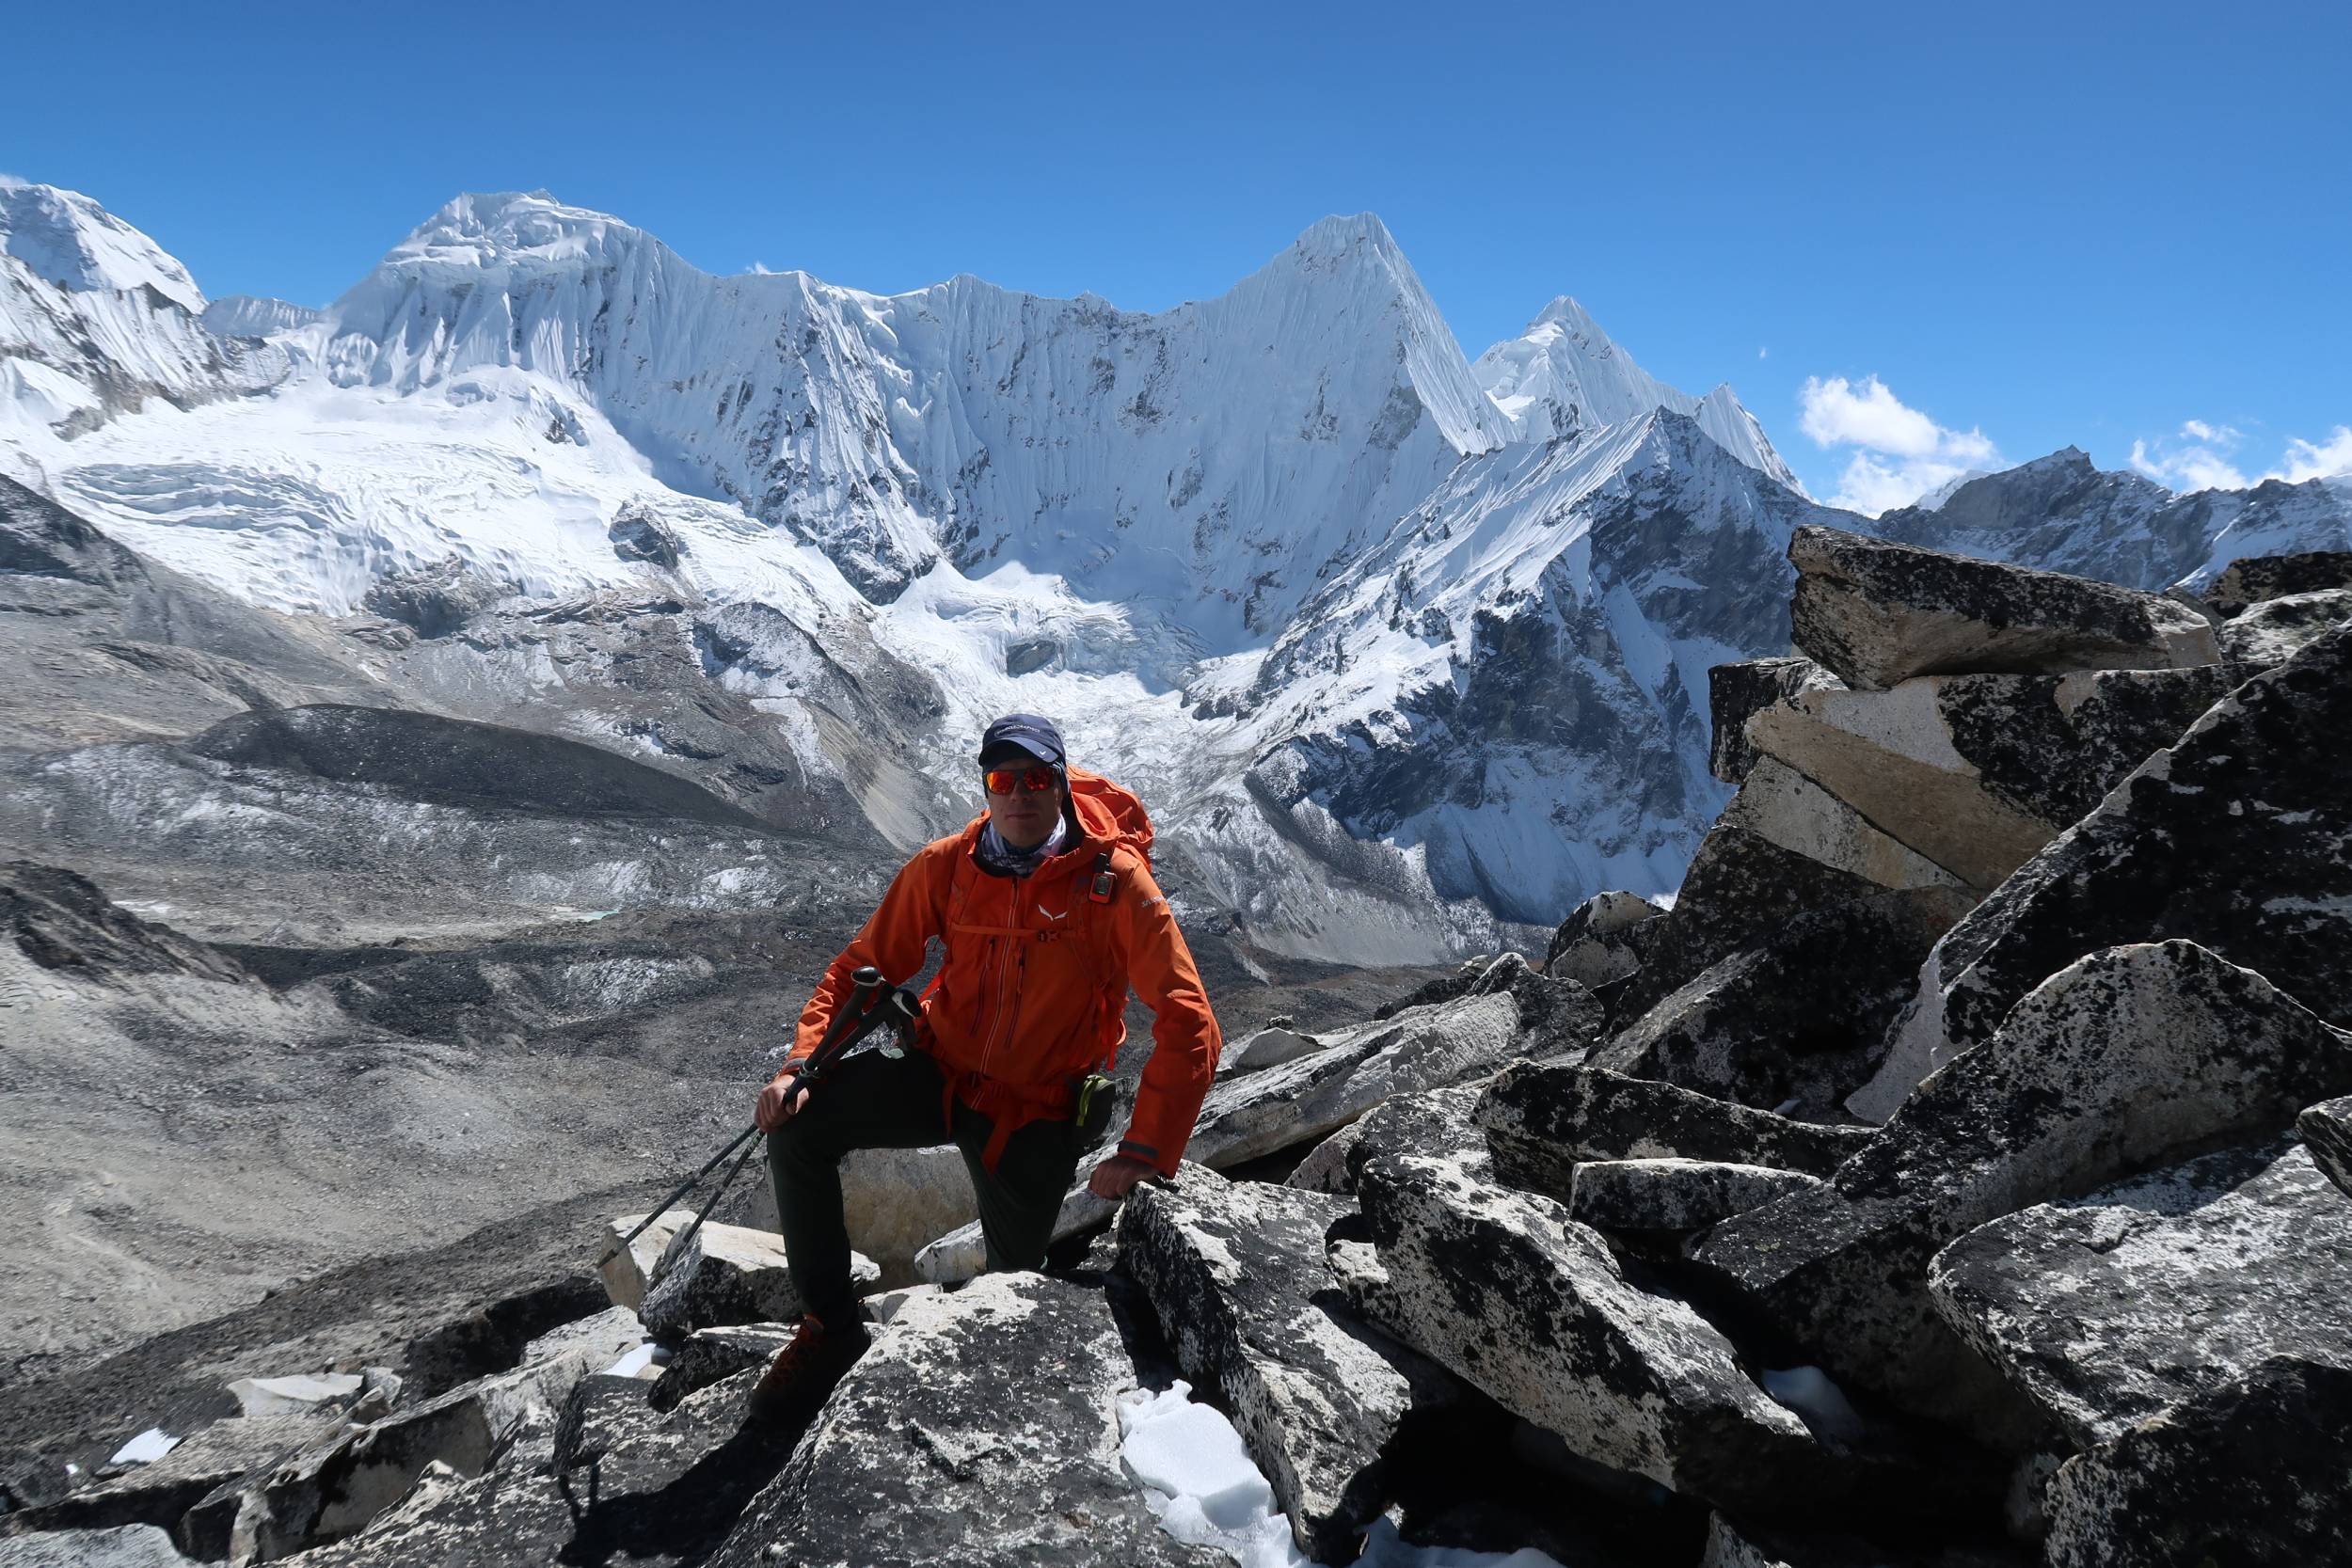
742, 713, 1223, 1423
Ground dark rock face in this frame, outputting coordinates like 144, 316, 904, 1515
2216, 587, 2352, 680
183, 705, 769, 829
2, 1416, 326, 1545
1349, 1150, 1829, 1514
639, 1224, 874, 1345
1568, 1159, 1824, 1234
358, 558, 504, 639
1540, 890, 1665, 991
2203, 549, 2352, 614
2042, 1356, 2352, 1568
646, 1323, 797, 1414
1708, 657, 1840, 784
2299, 1096, 2352, 1198
1476, 1061, 1868, 1198
1595, 887, 1975, 1118
2, 861, 245, 982
707, 1273, 1218, 1567
1853, 624, 2352, 1119
402, 1278, 610, 1402
1120, 1168, 1438, 1559
1696, 942, 2352, 1429
1928, 1139, 2352, 1448
1788, 526, 2218, 689
606, 504, 685, 569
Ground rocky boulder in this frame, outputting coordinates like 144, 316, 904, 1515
2042, 1356, 2352, 1568
1349, 1151, 1832, 1513
598, 1211, 691, 1313
0, 1526, 194, 1568
1708, 657, 1842, 784
1928, 1138, 2352, 1449
2216, 587, 2352, 679
640, 1222, 877, 1342
707, 1272, 1219, 1566
2298, 1096, 2352, 1198
1851, 623, 2352, 1122
743, 1145, 978, 1289
1787, 525, 2218, 689
1120, 1167, 1444, 1559
1541, 890, 1667, 991
1569, 1160, 1826, 1235
1695, 942, 2352, 1430
1708, 758, 1969, 895
1594, 886, 1975, 1119
1475, 1061, 1868, 1202
2202, 548, 2352, 615
3, 1416, 328, 1549
645, 1323, 798, 1413
1287, 1080, 1491, 1196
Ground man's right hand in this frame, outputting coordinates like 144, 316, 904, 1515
755, 1069, 812, 1132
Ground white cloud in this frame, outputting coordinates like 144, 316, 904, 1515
2130, 419, 2352, 492
748, 261, 776, 276
1797, 374, 2000, 515
1758, 346, 1769, 360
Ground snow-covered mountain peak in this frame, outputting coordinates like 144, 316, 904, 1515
353, 189, 656, 293
0, 179, 205, 313
1472, 293, 1799, 492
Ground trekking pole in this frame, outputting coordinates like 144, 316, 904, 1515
597, 1122, 761, 1269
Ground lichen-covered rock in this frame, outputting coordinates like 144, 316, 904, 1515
1350, 1151, 1830, 1513
1476, 1061, 1868, 1201
1787, 526, 2218, 689
0, 1526, 194, 1568
1695, 942, 2352, 1431
1744, 667, 2227, 890
1594, 887, 1975, 1118
645, 1323, 798, 1414
291, 1369, 786, 1568
2216, 587, 2352, 680
1570, 1160, 1825, 1234
1542, 889, 1668, 991
2042, 1356, 2352, 1568
3, 1416, 328, 1546
639, 1221, 877, 1342
1928, 1139, 2352, 1448
2299, 1096, 2352, 1198
707, 1273, 1220, 1567
2202, 548, 2352, 615
1120, 1167, 1444, 1559
1709, 657, 1842, 784
1850, 624, 2352, 1122
1287, 1079, 1490, 1196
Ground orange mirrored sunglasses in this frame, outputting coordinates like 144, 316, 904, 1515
982, 764, 1060, 795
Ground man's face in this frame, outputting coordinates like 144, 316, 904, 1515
982, 756, 1065, 850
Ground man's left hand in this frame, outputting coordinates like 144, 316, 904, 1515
1088, 1154, 1157, 1201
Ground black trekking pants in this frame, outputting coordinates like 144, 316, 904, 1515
765, 1044, 1086, 1326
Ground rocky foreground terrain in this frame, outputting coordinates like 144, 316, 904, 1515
5, 528, 2346, 1566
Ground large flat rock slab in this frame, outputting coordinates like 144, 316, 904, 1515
1120, 1167, 1438, 1559
640, 1221, 877, 1341
1928, 1139, 2352, 1448
1787, 525, 2218, 689
1695, 942, 2352, 1430
707, 1272, 1219, 1567
2042, 1356, 2352, 1568
1709, 657, 1842, 784
1351, 1150, 1829, 1513
1570, 1160, 1825, 1234
1851, 622, 2352, 1123
2299, 1096, 2352, 1197
1476, 1060, 1867, 1202
1287, 1079, 1490, 1196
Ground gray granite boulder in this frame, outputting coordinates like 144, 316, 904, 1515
0, 1527, 193, 1568
1709, 657, 1842, 784
3, 1417, 329, 1549
1595, 886, 1975, 1119
2217, 587, 2352, 679
640, 1221, 878, 1342
1570, 1160, 1825, 1234
2202, 548, 2352, 615
2042, 1356, 2352, 1568
1351, 1150, 1832, 1513
1120, 1167, 1447, 1559
707, 1272, 1220, 1567
1787, 525, 2218, 689
741, 1145, 974, 1289
1851, 623, 2352, 1122
645, 1323, 798, 1413
1928, 1138, 2352, 1448
1542, 890, 1668, 991
2299, 1096, 2352, 1197
1710, 757, 1969, 894
1476, 1061, 1869, 1202
1743, 666, 2227, 890
1287, 1080, 1490, 1196
1696, 942, 2352, 1431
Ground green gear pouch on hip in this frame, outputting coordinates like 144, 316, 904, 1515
1072, 1072, 1118, 1151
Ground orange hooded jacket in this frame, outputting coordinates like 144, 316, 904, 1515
787, 768, 1222, 1176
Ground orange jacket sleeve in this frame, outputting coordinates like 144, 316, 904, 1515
1107, 866, 1224, 1175
787, 841, 950, 1069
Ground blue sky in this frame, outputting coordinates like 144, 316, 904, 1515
8, 0, 2346, 508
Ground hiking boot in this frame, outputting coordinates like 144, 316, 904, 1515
744, 1313, 870, 1428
